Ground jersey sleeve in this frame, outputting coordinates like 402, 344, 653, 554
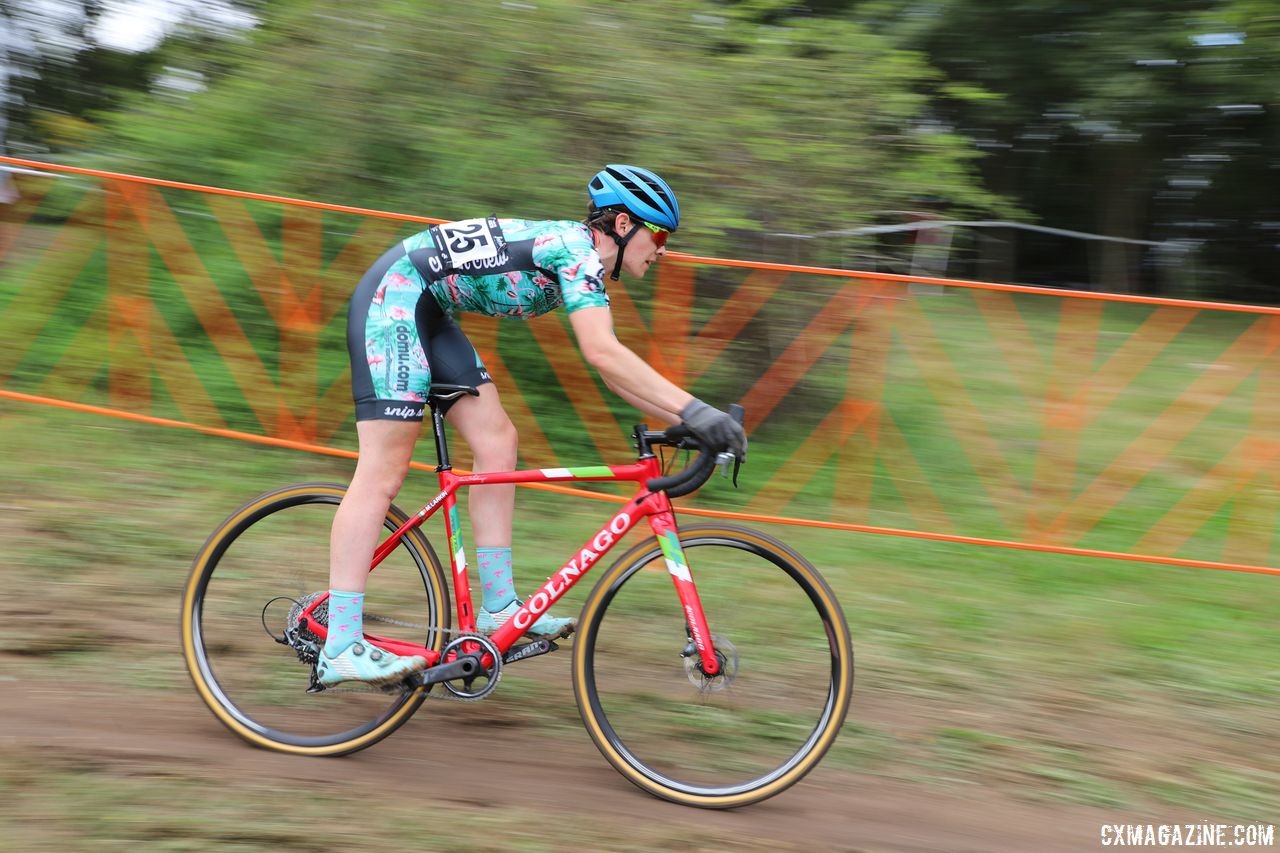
532, 223, 610, 314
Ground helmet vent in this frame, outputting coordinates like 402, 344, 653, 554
587, 164, 680, 231
609, 170, 670, 208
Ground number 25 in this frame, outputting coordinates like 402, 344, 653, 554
445, 222, 487, 254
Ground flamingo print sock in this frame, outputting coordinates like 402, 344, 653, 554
324, 589, 365, 656
476, 547, 515, 611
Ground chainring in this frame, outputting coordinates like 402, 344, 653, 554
440, 633, 503, 701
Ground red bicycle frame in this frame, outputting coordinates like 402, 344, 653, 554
300, 454, 722, 676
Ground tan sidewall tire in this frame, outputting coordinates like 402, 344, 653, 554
180, 483, 449, 756
572, 523, 853, 808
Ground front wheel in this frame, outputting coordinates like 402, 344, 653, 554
573, 523, 853, 808
181, 483, 450, 756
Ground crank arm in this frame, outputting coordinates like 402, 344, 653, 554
503, 638, 558, 664
411, 654, 483, 687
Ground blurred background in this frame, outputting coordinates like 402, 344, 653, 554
3, 0, 1277, 299
1, 3, 1277, 850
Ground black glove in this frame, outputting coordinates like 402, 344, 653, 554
679, 399, 747, 459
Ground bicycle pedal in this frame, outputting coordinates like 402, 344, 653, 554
503, 638, 558, 664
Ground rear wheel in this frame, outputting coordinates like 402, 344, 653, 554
573, 523, 853, 808
180, 483, 450, 755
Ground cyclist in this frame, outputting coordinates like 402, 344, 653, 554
318, 164, 747, 686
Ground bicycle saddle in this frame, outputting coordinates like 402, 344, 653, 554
427, 384, 480, 406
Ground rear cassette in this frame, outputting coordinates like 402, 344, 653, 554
261, 591, 328, 665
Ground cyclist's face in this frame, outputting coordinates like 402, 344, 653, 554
619, 214, 666, 278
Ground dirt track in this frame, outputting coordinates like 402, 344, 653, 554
2, 660, 1204, 853
3, 407, 1276, 850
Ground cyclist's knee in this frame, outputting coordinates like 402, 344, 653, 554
350, 459, 410, 501
351, 427, 419, 497
469, 414, 518, 470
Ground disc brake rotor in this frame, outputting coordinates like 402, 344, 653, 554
684, 634, 739, 692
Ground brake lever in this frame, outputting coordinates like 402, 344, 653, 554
714, 452, 742, 488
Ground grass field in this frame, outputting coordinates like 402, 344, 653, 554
1, 397, 1277, 850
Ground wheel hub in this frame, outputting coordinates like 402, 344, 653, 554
683, 634, 739, 692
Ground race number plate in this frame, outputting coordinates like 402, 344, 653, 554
431, 217, 506, 268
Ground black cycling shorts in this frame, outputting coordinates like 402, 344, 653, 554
346, 243, 492, 422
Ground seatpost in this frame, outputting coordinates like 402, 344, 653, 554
430, 404, 452, 471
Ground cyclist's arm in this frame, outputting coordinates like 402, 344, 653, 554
604, 378, 682, 426
568, 305, 691, 426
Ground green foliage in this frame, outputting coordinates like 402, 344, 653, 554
85, 0, 1001, 256
10, 0, 1277, 296
1, 2, 162, 154
883, 0, 1280, 296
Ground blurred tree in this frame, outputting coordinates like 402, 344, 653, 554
10, 1, 1275, 295
1, 1, 263, 156
2, 1, 155, 154
867, 0, 1279, 297
88, 0, 1004, 256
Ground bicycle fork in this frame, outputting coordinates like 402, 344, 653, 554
649, 511, 721, 677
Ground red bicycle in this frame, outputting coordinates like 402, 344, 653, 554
181, 385, 853, 808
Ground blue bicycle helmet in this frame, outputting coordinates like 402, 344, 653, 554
587, 164, 680, 232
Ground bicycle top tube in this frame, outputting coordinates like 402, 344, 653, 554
425, 383, 744, 500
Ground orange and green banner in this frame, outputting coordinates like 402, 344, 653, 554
2, 157, 1277, 576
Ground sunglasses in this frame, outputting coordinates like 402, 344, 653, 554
640, 220, 670, 248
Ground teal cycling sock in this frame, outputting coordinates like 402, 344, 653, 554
324, 589, 364, 656
476, 547, 516, 611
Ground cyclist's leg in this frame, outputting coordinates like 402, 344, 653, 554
426, 317, 575, 640
329, 419, 420, 595
446, 384, 516, 550
321, 249, 433, 685
415, 302, 512, 552
450, 389, 575, 639
321, 419, 430, 685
